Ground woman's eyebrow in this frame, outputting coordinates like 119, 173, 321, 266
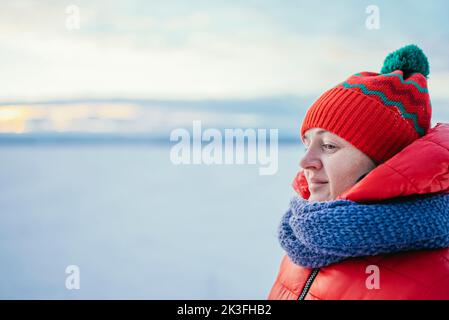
304, 129, 326, 140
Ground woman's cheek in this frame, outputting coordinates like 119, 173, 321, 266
330, 168, 354, 195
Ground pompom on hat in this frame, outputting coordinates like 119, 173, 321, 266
301, 44, 432, 164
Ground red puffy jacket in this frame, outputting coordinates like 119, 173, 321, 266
268, 123, 449, 300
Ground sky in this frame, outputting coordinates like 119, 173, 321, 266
1, 0, 449, 102
1, 0, 449, 135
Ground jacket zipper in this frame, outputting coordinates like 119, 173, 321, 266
298, 268, 320, 300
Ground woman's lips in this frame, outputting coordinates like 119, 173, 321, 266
308, 176, 328, 184
309, 181, 328, 190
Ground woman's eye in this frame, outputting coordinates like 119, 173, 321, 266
322, 144, 336, 150
304, 144, 335, 152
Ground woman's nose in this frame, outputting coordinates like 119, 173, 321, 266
299, 148, 322, 170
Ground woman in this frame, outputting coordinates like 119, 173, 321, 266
268, 44, 449, 300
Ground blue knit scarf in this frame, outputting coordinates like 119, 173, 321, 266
278, 193, 449, 268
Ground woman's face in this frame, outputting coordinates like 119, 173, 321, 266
300, 128, 377, 202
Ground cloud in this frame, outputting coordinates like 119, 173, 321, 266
1, 0, 449, 102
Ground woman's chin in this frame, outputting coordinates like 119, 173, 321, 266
308, 191, 332, 202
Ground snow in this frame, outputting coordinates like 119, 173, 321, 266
0, 144, 301, 299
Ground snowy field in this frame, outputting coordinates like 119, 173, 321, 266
0, 144, 302, 299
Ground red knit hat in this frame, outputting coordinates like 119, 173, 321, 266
301, 44, 432, 164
